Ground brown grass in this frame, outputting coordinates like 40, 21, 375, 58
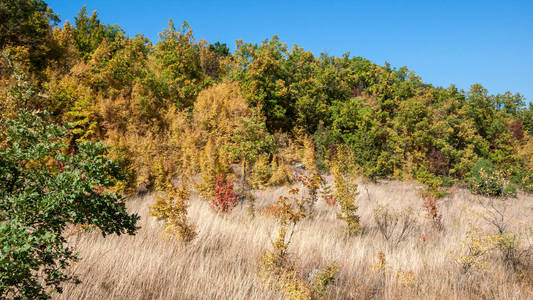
55, 179, 533, 299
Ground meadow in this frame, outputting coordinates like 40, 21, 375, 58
57, 178, 533, 299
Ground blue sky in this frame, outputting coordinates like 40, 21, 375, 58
47, 0, 533, 102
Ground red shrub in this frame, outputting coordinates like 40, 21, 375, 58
211, 177, 239, 213
323, 194, 337, 207
421, 191, 443, 231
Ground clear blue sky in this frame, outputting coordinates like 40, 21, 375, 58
47, 0, 533, 102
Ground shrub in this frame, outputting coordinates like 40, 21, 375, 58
197, 138, 230, 198
0, 111, 139, 298
259, 225, 311, 300
332, 164, 361, 235
259, 190, 337, 299
259, 190, 309, 299
465, 199, 533, 276
311, 263, 338, 298
421, 191, 443, 231
211, 176, 239, 213
468, 159, 515, 197
268, 156, 293, 186
453, 225, 531, 276
321, 183, 336, 207
298, 169, 323, 214
415, 166, 446, 196
150, 184, 196, 242
373, 205, 416, 247
454, 226, 496, 273
251, 154, 273, 188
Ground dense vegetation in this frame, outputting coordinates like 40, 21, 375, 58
1, 0, 532, 298
2, 1, 532, 195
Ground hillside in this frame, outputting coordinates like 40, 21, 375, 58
1, 1, 533, 299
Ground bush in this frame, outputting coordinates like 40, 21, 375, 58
421, 191, 443, 231
297, 169, 323, 214
197, 138, 230, 198
321, 183, 336, 207
251, 154, 272, 188
268, 156, 292, 186
211, 176, 239, 213
259, 190, 337, 300
333, 166, 361, 235
259, 191, 309, 299
311, 264, 338, 298
331, 147, 361, 235
454, 226, 532, 275
373, 205, 416, 247
150, 184, 196, 242
468, 159, 515, 197
0, 111, 138, 298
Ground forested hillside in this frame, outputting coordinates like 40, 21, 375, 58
1, 1, 533, 299
2, 2, 532, 196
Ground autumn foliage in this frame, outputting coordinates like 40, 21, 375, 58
210, 177, 239, 213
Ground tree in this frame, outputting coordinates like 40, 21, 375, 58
0, 0, 60, 69
0, 110, 139, 298
232, 36, 292, 131
73, 5, 124, 60
208, 41, 230, 57
227, 116, 274, 189
154, 19, 207, 108
0, 0, 59, 46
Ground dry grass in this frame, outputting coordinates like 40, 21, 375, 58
55, 179, 533, 299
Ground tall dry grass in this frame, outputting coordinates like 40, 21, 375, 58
55, 179, 533, 299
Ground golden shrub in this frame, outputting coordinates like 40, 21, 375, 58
150, 184, 196, 242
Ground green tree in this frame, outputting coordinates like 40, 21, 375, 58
208, 41, 230, 57
0, 0, 60, 69
0, 111, 139, 298
73, 5, 124, 60
154, 19, 207, 108
232, 36, 292, 131
227, 116, 274, 188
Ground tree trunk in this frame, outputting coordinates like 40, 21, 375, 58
241, 158, 247, 191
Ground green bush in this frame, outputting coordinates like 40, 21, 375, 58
0, 111, 139, 299
468, 159, 516, 197
510, 167, 533, 193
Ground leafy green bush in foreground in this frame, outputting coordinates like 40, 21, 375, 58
0, 111, 139, 299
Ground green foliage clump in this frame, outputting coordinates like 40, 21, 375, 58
468, 159, 516, 197
73, 5, 124, 60
0, 0, 60, 70
311, 264, 339, 298
0, 111, 138, 299
227, 115, 275, 189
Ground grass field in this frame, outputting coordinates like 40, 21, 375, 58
56, 179, 533, 299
